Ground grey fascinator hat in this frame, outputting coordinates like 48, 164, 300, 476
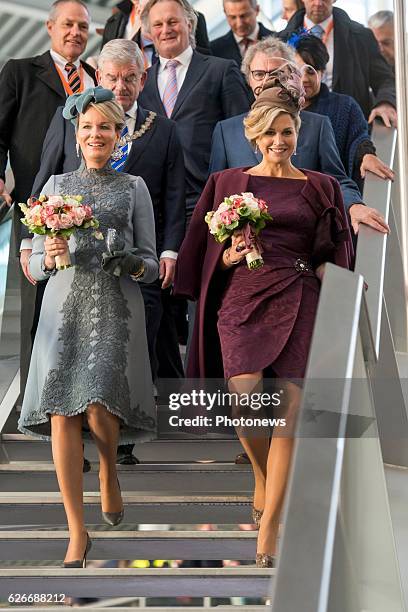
62, 86, 115, 125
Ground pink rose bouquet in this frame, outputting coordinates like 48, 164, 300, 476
19, 194, 102, 270
205, 192, 272, 270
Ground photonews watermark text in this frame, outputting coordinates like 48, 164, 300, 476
167, 389, 287, 430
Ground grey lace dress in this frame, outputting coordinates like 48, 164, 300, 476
18, 164, 159, 443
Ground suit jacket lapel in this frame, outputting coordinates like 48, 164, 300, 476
226, 31, 243, 68
171, 52, 207, 118
146, 62, 166, 114
32, 51, 65, 99
124, 106, 156, 170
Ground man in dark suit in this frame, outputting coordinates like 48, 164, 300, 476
279, 1, 396, 125
211, 0, 274, 66
31, 39, 186, 464
102, 0, 212, 58
0, 0, 96, 400
140, 0, 250, 220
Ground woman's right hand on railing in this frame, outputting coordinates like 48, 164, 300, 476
44, 235, 69, 270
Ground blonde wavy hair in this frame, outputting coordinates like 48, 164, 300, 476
244, 106, 301, 149
78, 100, 125, 133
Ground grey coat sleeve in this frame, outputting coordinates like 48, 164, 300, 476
131, 176, 159, 284
318, 115, 363, 210
28, 175, 56, 281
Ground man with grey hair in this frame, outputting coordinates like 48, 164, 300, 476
368, 11, 395, 70
102, 0, 211, 61
30, 38, 186, 465
140, 0, 249, 220
0, 0, 96, 401
211, 0, 275, 67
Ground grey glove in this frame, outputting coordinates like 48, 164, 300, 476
102, 249, 144, 278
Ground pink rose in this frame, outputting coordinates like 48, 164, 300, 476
59, 213, 73, 229
45, 214, 62, 230
220, 211, 232, 225
229, 209, 239, 221
83, 205, 93, 220
72, 207, 87, 226
47, 195, 64, 208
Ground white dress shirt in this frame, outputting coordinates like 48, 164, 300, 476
50, 49, 95, 91
304, 15, 334, 90
233, 22, 260, 57
157, 46, 193, 101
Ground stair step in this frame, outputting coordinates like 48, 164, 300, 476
0, 492, 252, 526
0, 530, 256, 561
1, 435, 242, 462
0, 462, 253, 493
0, 567, 275, 598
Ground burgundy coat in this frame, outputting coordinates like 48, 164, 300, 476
174, 167, 353, 378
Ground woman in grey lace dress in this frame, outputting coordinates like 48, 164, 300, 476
18, 88, 159, 566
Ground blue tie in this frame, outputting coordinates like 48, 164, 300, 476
111, 124, 129, 172
309, 24, 325, 39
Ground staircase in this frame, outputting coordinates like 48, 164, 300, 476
0, 435, 274, 608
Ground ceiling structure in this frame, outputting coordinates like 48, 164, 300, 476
0, 0, 395, 70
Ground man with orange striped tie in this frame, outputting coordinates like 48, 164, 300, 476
0, 0, 97, 403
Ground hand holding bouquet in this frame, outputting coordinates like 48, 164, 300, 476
205, 192, 272, 270
19, 194, 101, 270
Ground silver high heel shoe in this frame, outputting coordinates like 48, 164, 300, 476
102, 478, 124, 527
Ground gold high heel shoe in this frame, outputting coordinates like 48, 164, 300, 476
252, 506, 264, 529
256, 553, 275, 568
63, 533, 92, 568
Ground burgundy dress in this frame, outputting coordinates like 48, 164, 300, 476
217, 175, 322, 380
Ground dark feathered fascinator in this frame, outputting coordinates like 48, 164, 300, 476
252, 62, 306, 114
62, 86, 115, 125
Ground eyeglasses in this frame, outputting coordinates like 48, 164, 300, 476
250, 69, 279, 81
103, 74, 140, 85
300, 64, 318, 77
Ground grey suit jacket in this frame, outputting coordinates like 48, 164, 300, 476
209, 111, 363, 210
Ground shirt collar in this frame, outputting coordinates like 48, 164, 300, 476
233, 22, 260, 44
125, 100, 138, 119
159, 45, 193, 69
304, 15, 333, 32
50, 49, 80, 71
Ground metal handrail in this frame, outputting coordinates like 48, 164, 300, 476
271, 120, 407, 608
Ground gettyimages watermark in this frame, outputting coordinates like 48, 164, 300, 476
155, 378, 408, 438
167, 388, 286, 430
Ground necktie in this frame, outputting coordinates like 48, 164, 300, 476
162, 59, 179, 118
65, 62, 81, 93
111, 124, 129, 172
241, 38, 253, 56
309, 24, 325, 39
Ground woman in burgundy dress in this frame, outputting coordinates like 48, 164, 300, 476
174, 65, 353, 567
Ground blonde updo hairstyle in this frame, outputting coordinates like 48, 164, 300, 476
77, 99, 126, 134
244, 105, 301, 150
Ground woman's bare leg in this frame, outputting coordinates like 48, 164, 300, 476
257, 381, 300, 555
50, 414, 86, 563
86, 403, 122, 513
229, 372, 270, 513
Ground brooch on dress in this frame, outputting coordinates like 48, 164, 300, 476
118, 111, 157, 146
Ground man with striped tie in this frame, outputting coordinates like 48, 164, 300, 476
0, 0, 97, 402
